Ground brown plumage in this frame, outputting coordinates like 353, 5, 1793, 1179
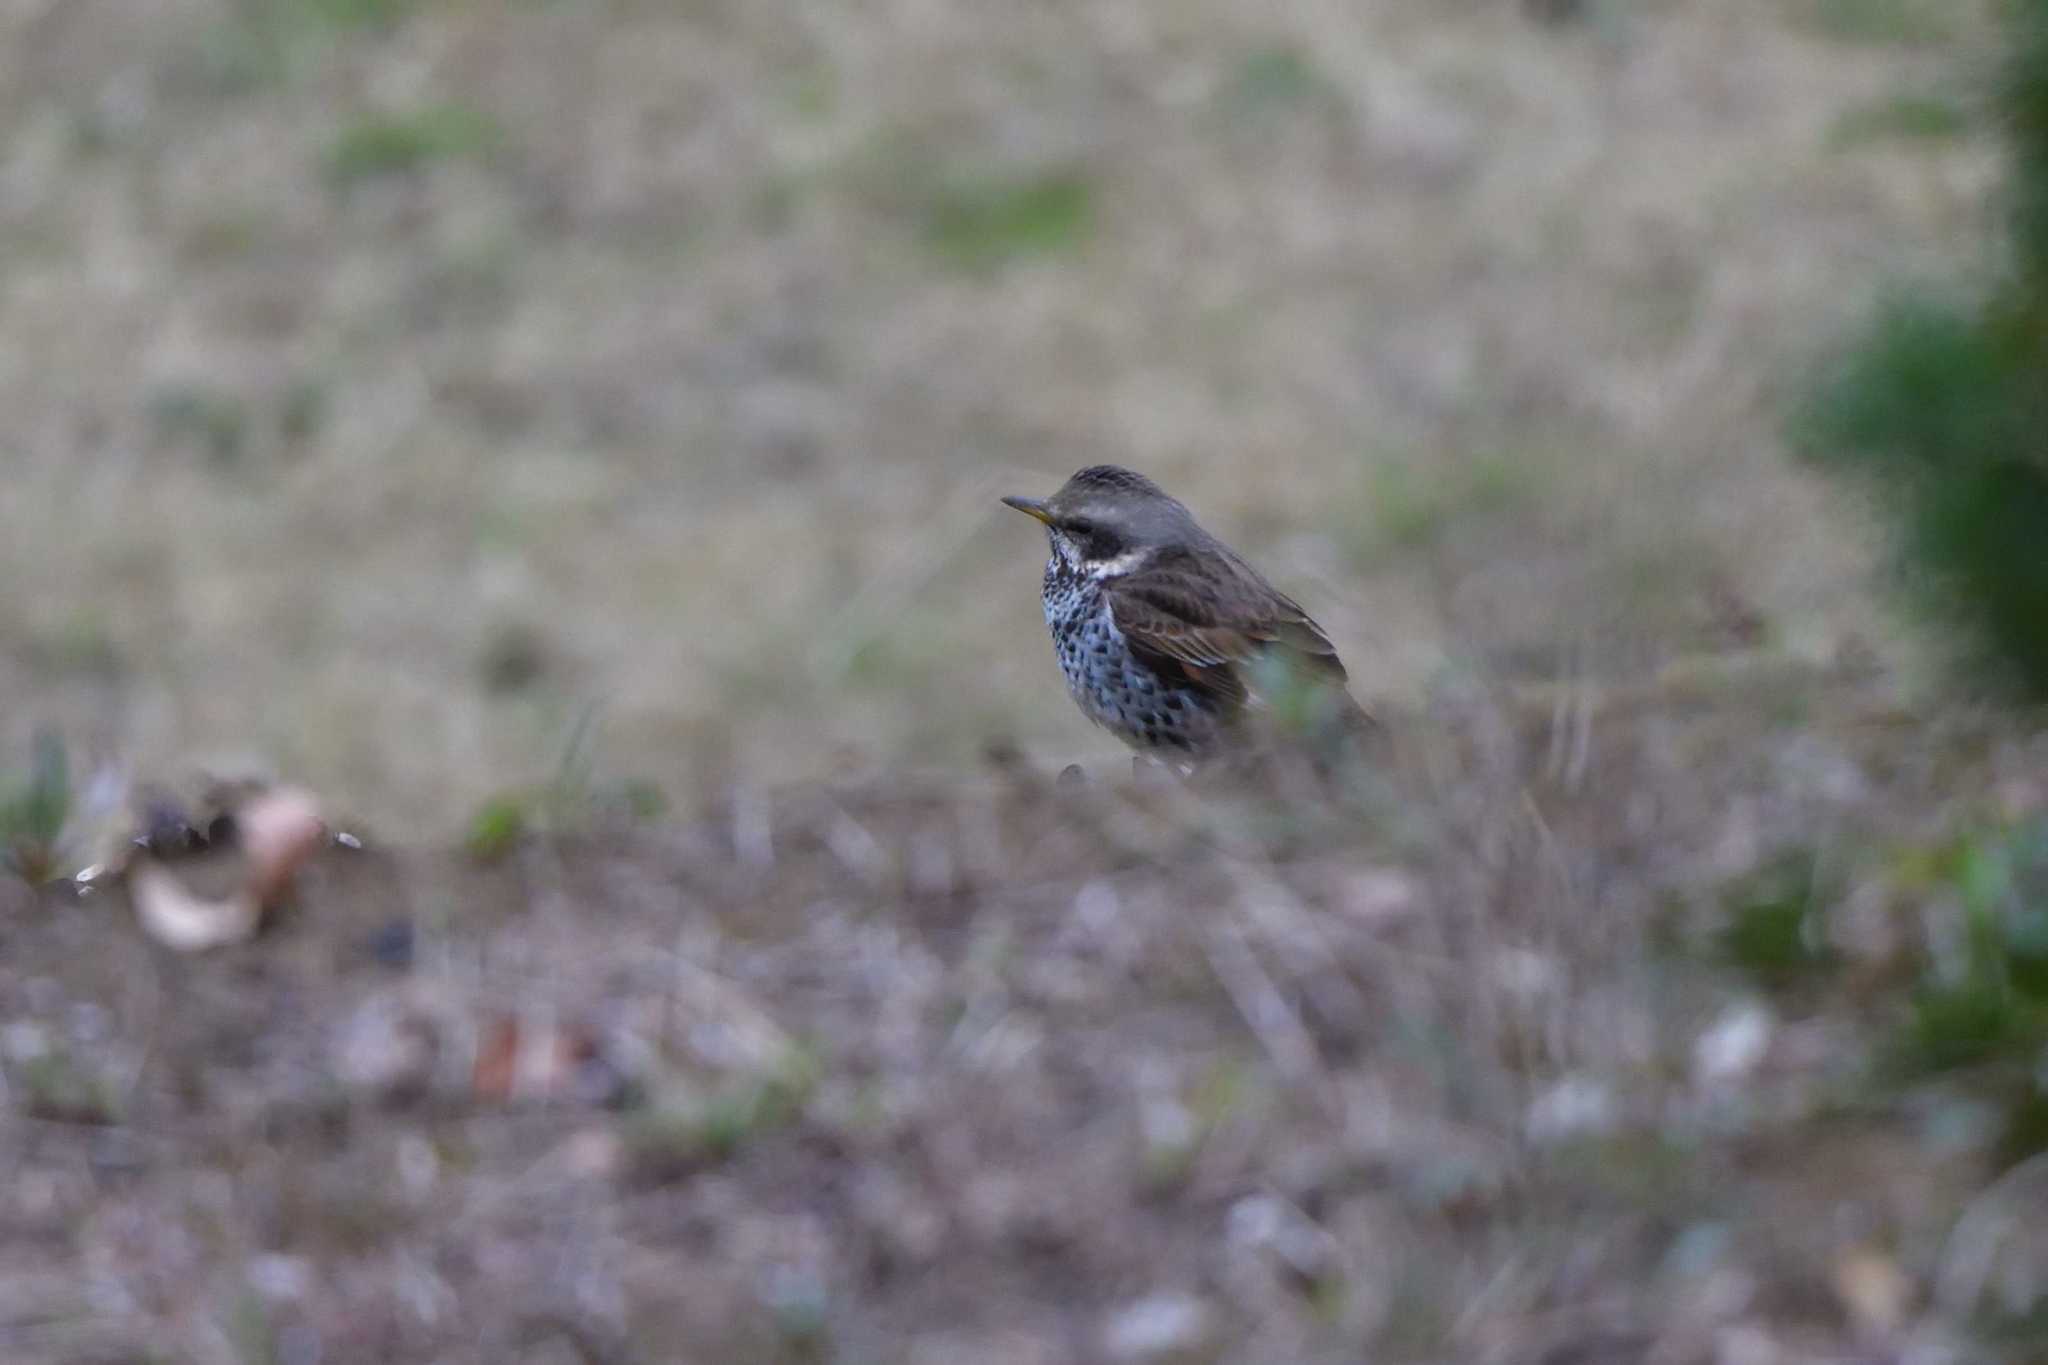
1002, 466, 1370, 758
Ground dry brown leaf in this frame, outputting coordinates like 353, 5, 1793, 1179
238, 786, 327, 907
472, 1012, 597, 1103
128, 785, 325, 952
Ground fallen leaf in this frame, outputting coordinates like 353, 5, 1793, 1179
129, 861, 262, 951
237, 786, 326, 907
125, 784, 325, 951
1832, 1246, 1911, 1339
472, 1011, 603, 1103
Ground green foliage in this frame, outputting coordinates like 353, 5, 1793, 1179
920, 168, 1094, 273
325, 105, 503, 185
622, 1048, 820, 1185
465, 796, 528, 860
464, 706, 668, 858
1801, 0, 1953, 46
1887, 817, 2048, 1078
1222, 46, 1326, 115
1853, 815, 2048, 1167
10, 1040, 123, 1123
1797, 298, 2046, 484
1829, 92, 1972, 147
1, 730, 72, 885
1718, 852, 1835, 984
1905, 977, 2025, 1072
2008, 0, 2048, 270
1793, 0, 2048, 700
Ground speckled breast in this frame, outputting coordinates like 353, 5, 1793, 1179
1039, 560, 1215, 752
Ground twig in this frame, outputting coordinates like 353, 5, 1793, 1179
1199, 913, 1336, 1116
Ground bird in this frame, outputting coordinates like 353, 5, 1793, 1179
1001, 465, 1370, 763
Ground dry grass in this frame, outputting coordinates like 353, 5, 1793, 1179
0, 0, 2001, 832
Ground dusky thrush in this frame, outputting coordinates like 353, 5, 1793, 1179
1003, 465, 1370, 761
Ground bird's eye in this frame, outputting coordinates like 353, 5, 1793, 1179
1063, 518, 1095, 538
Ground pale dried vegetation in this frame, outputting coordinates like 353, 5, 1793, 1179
0, 0, 2041, 1361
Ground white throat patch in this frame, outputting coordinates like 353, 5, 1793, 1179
1086, 547, 1153, 580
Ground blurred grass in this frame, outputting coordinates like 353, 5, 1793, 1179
187, 0, 417, 93
1800, 0, 1956, 45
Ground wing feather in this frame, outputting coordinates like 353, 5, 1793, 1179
1105, 549, 1350, 715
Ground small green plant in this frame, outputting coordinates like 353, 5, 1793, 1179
920, 167, 1094, 273
465, 796, 529, 860
622, 1048, 820, 1185
148, 384, 248, 467
10, 1041, 123, 1123
325, 105, 502, 185
1222, 45, 1326, 115
1886, 818, 2048, 1077
1906, 978, 2023, 1072
1718, 852, 1836, 985
1, 730, 72, 885
465, 706, 668, 858
1829, 91, 1972, 147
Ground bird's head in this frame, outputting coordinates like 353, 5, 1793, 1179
1002, 465, 1194, 578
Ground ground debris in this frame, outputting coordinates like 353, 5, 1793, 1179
0, 687, 2031, 1362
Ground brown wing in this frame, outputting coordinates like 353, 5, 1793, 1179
1105, 549, 1349, 715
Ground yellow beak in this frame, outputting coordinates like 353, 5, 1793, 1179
1001, 495, 1055, 526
